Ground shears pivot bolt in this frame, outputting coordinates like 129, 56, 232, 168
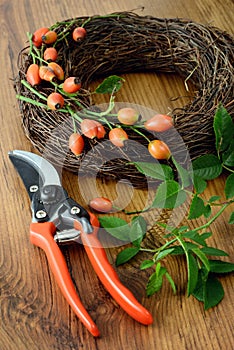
35, 209, 47, 219
70, 206, 81, 215
30, 185, 39, 192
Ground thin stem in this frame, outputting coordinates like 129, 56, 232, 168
129, 126, 151, 143
193, 203, 230, 232
222, 164, 234, 173
21, 80, 48, 101
16, 95, 47, 108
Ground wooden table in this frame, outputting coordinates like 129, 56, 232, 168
1, 0, 233, 349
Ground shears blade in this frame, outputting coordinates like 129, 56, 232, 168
8, 150, 61, 200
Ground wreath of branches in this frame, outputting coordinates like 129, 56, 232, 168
15, 11, 234, 188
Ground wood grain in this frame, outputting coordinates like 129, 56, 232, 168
1, 0, 234, 349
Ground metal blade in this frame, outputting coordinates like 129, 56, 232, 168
9, 150, 61, 200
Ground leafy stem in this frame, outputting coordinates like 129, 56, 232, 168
193, 202, 230, 232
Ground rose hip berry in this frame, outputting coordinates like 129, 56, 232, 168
63, 77, 82, 93
89, 197, 113, 213
117, 107, 139, 125
48, 62, 64, 80
47, 92, 64, 110
39, 66, 56, 82
109, 128, 128, 147
69, 133, 85, 156
43, 47, 58, 61
144, 114, 173, 132
72, 27, 87, 41
148, 140, 171, 160
26, 63, 41, 86
42, 30, 58, 44
32, 27, 49, 47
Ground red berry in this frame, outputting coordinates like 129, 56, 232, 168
89, 197, 113, 213
81, 119, 98, 139
92, 121, 106, 139
32, 27, 49, 48
144, 114, 173, 132
63, 77, 81, 93
39, 66, 56, 82
69, 133, 85, 156
42, 30, 57, 44
109, 128, 128, 147
148, 140, 171, 160
72, 27, 87, 41
26, 64, 41, 86
117, 107, 139, 125
48, 62, 64, 80
47, 92, 64, 110
43, 47, 58, 61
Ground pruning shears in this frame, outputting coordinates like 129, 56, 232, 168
9, 150, 153, 337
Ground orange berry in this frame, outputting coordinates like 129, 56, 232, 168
148, 140, 171, 160
144, 114, 173, 132
80, 119, 98, 139
93, 121, 106, 139
117, 107, 139, 125
62, 77, 81, 93
42, 30, 57, 44
39, 65, 56, 82
109, 128, 128, 147
72, 27, 87, 41
32, 27, 49, 48
48, 62, 64, 80
43, 47, 58, 61
26, 63, 41, 86
89, 197, 113, 213
47, 92, 64, 110
69, 133, 85, 156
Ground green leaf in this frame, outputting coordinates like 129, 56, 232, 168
200, 231, 212, 240
172, 157, 192, 188
169, 245, 185, 255
95, 75, 125, 94
208, 195, 221, 203
204, 204, 212, 218
228, 212, 234, 224
146, 264, 167, 296
192, 269, 206, 302
192, 154, 222, 180
183, 230, 208, 246
200, 246, 229, 256
152, 180, 187, 209
146, 272, 163, 296
209, 260, 234, 273
140, 260, 155, 270
130, 216, 147, 245
187, 251, 199, 296
116, 246, 140, 266
155, 248, 176, 261
225, 173, 234, 199
213, 105, 234, 153
188, 195, 207, 219
184, 242, 199, 251
99, 216, 130, 241
134, 161, 174, 181
204, 274, 224, 309
222, 139, 234, 166
165, 272, 177, 294
193, 175, 207, 194
192, 248, 210, 271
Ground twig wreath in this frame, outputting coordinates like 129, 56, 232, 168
15, 11, 234, 187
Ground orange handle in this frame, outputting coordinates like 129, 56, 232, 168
79, 214, 153, 326
30, 222, 100, 337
